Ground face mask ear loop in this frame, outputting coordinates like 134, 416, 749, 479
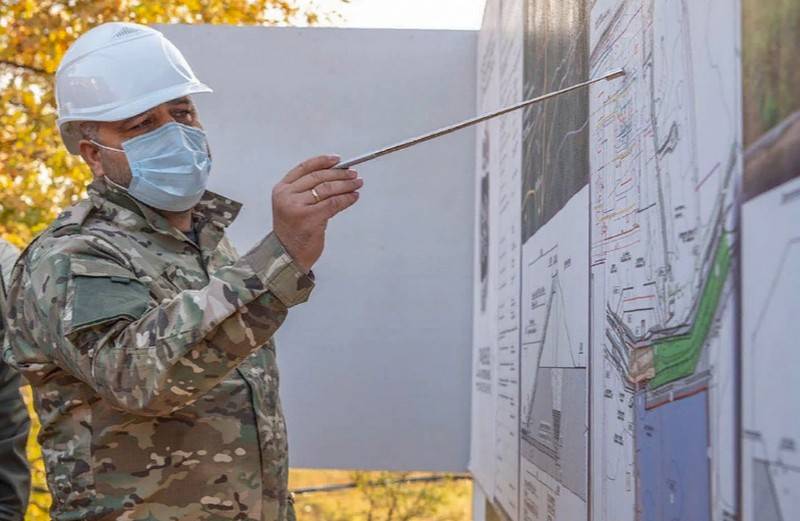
103, 175, 131, 194
90, 139, 125, 154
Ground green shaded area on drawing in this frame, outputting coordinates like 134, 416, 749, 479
649, 233, 731, 389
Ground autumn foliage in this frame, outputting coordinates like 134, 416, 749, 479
0, 0, 337, 247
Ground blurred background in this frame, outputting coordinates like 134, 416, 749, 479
0, 1, 484, 519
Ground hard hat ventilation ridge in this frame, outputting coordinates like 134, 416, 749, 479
112, 26, 144, 40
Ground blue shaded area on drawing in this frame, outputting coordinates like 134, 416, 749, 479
635, 390, 711, 521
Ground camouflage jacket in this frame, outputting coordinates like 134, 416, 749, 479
4, 179, 314, 521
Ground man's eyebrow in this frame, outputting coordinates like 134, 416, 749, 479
120, 109, 153, 127
168, 97, 192, 106
118, 98, 193, 127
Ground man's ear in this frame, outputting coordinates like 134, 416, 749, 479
78, 139, 104, 178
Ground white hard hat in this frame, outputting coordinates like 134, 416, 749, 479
56, 22, 212, 154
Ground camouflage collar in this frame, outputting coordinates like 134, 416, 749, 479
87, 178, 242, 242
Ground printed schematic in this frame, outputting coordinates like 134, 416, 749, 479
588, 1, 740, 520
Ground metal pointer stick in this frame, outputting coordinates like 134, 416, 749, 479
334, 68, 626, 170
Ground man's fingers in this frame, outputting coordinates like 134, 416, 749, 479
304, 178, 363, 204
283, 155, 341, 184
314, 192, 360, 218
291, 168, 358, 193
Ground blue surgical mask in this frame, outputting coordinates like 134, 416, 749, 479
92, 122, 212, 212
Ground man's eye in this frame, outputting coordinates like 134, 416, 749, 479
131, 119, 152, 130
174, 110, 192, 119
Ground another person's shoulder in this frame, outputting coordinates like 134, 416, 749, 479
0, 237, 19, 284
0, 237, 19, 263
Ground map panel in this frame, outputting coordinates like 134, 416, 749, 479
740, 3, 800, 518
491, 1, 524, 518
588, 1, 740, 520
518, 2, 590, 519
472, 0, 525, 518
471, 0, 501, 498
742, 174, 800, 521
472, 2, 749, 520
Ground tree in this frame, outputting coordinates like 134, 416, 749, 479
290, 470, 472, 521
0, 0, 343, 248
352, 472, 469, 521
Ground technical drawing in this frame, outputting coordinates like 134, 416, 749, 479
742, 175, 800, 521
520, 187, 589, 521
589, 0, 740, 520
518, 1, 591, 518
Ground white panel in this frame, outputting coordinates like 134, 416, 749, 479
469, 0, 525, 517
157, 24, 476, 471
470, 0, 500, 499
742, 174, 800, 521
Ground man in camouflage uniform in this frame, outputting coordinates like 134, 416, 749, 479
3, 22, 362, 521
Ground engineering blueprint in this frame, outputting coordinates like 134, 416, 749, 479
471, 1, 746, 520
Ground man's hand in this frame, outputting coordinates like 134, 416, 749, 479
272, 155, 363, 273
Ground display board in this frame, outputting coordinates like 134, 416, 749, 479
590, 2, 740, 520
470, 0, 523, 517
154, 11, 798, 511
741, 0, 800, 519
519, 2, 590, 520
159, 25, 476, 472
471, 1, 743, 520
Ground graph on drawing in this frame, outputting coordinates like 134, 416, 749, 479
520, 187, 589, 521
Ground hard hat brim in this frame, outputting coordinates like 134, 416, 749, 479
58, 81, 213, 155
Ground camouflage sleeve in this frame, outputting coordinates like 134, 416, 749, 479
22, 232, 313, 417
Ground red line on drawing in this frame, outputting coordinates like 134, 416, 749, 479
645, 385, 709, 411
623, 295, 655, 302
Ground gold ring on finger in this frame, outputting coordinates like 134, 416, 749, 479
311, 187, 321, 203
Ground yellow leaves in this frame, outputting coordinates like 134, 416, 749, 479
20, 386, 51, 520
289, 469, 472, 521
1, 232, 27, 249
21, 90, 35, 108
22, 0, 37, 19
